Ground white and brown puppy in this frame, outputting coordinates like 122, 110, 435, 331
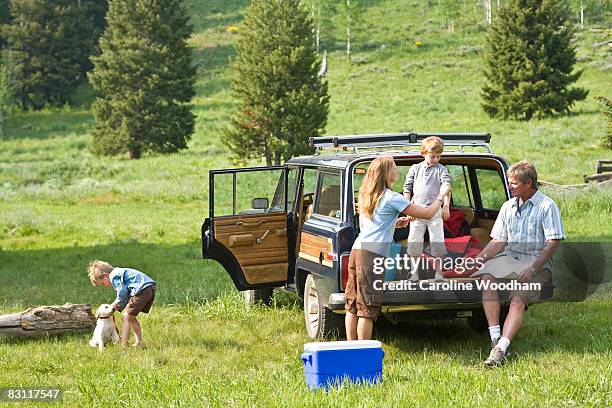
89, 304, 120, 351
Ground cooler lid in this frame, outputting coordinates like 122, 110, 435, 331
303, 340, 382, 351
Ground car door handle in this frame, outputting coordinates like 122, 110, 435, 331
236, 220, 264, 227
256, 230, 270, 244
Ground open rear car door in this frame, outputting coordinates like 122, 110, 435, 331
201, 166, 293, 290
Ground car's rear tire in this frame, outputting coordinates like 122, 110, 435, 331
243, 287, 273, 306
304, 274, 344, 339
467, 306, 509, 332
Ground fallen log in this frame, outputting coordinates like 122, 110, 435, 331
592, 39, 612, 48
0, 303, 95, 338
584, 173, 612, 183
539, 180, 587, 190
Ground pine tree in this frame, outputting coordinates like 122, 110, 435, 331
482, 0, 588, 120
222, 0, 329, 165
79, 0, 109, 74
89, 0, 195, 159
0, 0, 11, 48
2, 0, 105, 109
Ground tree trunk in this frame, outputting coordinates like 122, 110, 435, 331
312, 0, 320, 52
127, 147, 141, 159
0, 303, 95, 338
346, 0, 351, 61
263, 136, 272, 166
484, 0, 492, 25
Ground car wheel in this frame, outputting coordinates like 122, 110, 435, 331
467, 306, 509, 332
243, 287, 273, 306
303, 274, 344, 339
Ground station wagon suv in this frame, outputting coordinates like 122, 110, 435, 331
201, 133, 513, 339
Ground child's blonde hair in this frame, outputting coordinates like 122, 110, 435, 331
359, 156, 396, 219
88, 260, 114, 285
421, 136, 444, 155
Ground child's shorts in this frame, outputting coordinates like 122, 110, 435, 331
126, 284, 156, 316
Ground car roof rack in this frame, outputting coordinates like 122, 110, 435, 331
309, 132, 493, 155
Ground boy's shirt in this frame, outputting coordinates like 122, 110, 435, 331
109, 268, 156, 311
403, 161, 451, 206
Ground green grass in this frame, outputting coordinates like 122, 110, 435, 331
0, 296, 610, 406
0, 0, 611, 406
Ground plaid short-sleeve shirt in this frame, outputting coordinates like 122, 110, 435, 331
491, 189, 565, 269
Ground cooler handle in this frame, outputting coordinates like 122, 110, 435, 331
300, 352, 312, 366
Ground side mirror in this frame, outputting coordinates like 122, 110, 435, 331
251, 197, 269, 210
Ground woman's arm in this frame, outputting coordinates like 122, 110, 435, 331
401, 200, 442, 220
400, 185, 451, 220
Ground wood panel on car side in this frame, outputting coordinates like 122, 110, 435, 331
299, 231, 333, 268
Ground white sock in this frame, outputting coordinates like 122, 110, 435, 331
488, 325, 501, 343
497, 336, 510, 353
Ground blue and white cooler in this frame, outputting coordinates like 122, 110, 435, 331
301, 340, 384, 389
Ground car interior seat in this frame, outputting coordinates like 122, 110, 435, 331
317, 185, 341, 218
458, 207, 492, 245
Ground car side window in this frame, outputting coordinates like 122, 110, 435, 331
475, 168, 506, 210
447, 165, 473, 207
314, 173, 341, 219
302, 168, 318, 196
213, 169, 286, 217
301, 168, 318, 220
271, 167, 297, 211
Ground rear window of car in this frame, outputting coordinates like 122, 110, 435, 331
315, 173, 341, 218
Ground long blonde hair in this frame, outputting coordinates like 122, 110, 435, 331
359, 156, 396, 219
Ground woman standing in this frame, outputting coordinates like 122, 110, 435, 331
345, 156, 451, 340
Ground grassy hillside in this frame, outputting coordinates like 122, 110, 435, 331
0, 1, 610, 406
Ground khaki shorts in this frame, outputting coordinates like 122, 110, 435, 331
344, 249, 384, 321
125, 284, 156, 316
473, 255, 549, 305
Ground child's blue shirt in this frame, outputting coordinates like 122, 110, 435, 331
109, 267, 156, 311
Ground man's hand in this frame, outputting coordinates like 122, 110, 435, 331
442, 206, 450, 221
518, 266, 535, 283
111, 303, 120, 312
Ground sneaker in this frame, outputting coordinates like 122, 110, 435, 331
484, 346, 508, 367
434, 273, 444, 281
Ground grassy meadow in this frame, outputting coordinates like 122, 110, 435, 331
1, 0, 611, 406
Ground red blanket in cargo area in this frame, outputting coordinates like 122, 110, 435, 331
422, 235, 483, 278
